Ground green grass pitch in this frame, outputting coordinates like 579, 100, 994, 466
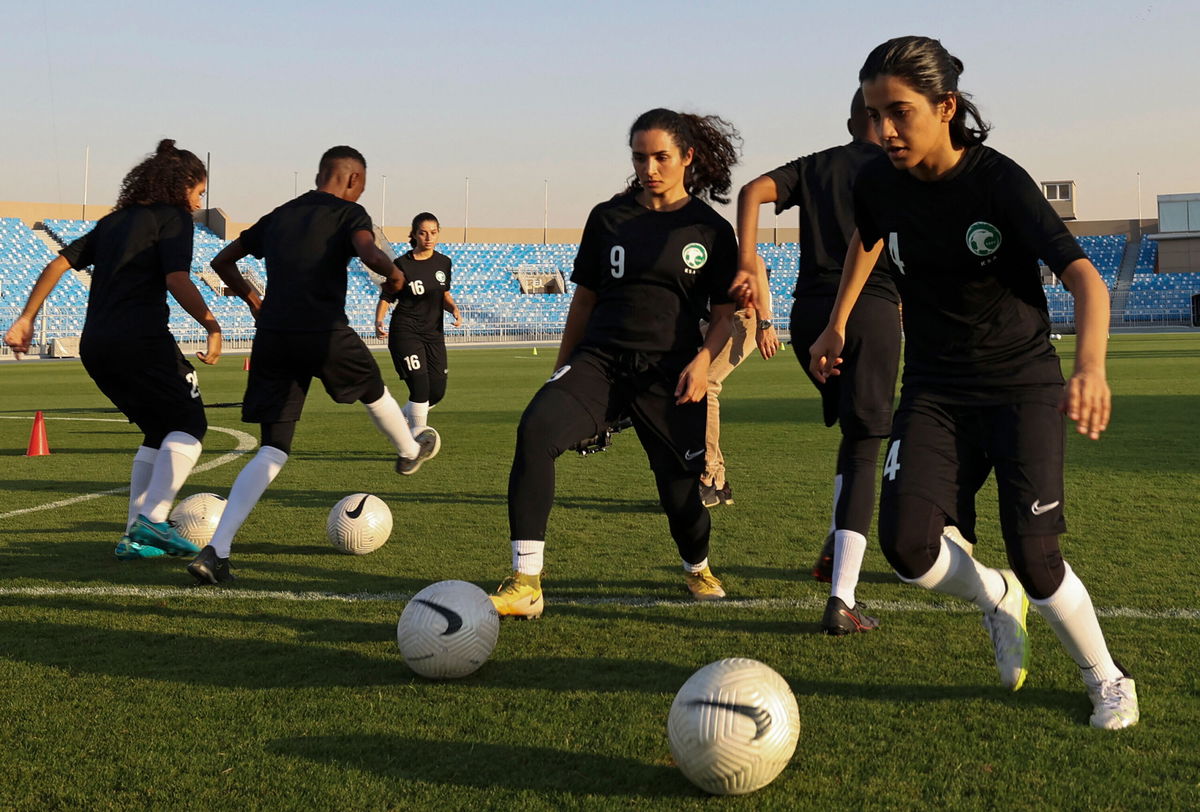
1, 334, 1198, 810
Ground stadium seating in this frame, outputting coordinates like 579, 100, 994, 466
3, 221, 1196, 342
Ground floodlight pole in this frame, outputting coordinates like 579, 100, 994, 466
543, 179, 548, 245
464, 177, 470, 243
1137, 173, 1142, 223
205, 152, 211, 228
381, 174, 388, 236
293, 171, 298, 197
82, 145, 89, 220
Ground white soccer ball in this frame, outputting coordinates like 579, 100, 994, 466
396, 580, 500, 679
326, 493, 392, 555
168, 492, 227, 547
668, 657, 800, 796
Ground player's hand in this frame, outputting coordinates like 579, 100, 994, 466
675, 358, 710, 405
728, 268, 757, 310
4, 317, 34, 355
756, 323, 780, 360
247, 298, 261, 321
451, 312, 463, 328
809, 326, 845, 383
196, 331, 222, 365
375, 322, 388, 340
1059, 368, 1110, 440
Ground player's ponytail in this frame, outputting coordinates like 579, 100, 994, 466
625, 108, 742, 204
114, 139, 207, 210
409, 212, 439, 248
859, 36, 990, 148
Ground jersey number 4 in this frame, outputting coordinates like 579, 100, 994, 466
883, 439, 901, 481
610, 245, 625, 278
409, 280, 426, 295
888, 232, 906, 276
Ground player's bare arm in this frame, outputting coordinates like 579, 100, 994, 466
353, 230, 403, 286
554, 285, 597, 368
442, 291, 462, 327
1059, 258, 1111, 440
166, 271, 222, 365
3, 255, 72, 354
677, 302, 735, 404
809, 231, 881, 382
210, 238, 263, 318
374, 297, 390, 339
730, 175, 779, 311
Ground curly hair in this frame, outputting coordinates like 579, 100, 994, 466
624, 108, 742, 204
114, 139, 206, 210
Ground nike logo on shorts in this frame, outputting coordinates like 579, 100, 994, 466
684, 449, 704, 461
1031, 499, 1060, 516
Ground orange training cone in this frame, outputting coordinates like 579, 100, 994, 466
25, 411, 50, 457
242, 357, 251, 371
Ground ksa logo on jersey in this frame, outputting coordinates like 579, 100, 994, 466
435, 270, 447, 284
681, 242, 708, 271
965, 222, 1002, 257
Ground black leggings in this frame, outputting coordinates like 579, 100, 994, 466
834, 436, 883, 535
261, 421, 297, 456
405, 371, 446, 406
507, 386, 710, 564
880, 492, 1066, 599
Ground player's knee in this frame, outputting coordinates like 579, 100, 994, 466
1006, 535, 1066, 600
428, 377, 447, 407
359, 378, 386, 405
514, 389, 579, 459
879, 493, 943, 579
261, 421, 297, 456
173, 409, 207, 443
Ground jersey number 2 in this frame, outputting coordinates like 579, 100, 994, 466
185, 371, 200, 399
888, 232, 906, 276
610, 245, 625, 278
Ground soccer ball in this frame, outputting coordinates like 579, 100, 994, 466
168, 492, 226, 547
326, 493, 392, 555
667, 658, 800, 796
396, 580, 500, 679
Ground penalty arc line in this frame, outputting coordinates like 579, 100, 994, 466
0, 585, 1195, 622
0, 416, 256, 520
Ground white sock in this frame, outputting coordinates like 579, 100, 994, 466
512, 539, 545, 575
683, 557, 709, 574
141, 432, 202, 523
1030, 562, 1124, 685
900, 537, 1007, 611
364, 388, 419, 458
126, 446, 158, 533
830, 529, 867, 607
828, 474, 843, 535
407, 400, 430, 431
208, 445, 289, 558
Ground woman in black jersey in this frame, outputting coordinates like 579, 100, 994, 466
374, 212, 461, 432
4, 140, 221, 562
811, 36, 1137, 729
490, 108, 743, 618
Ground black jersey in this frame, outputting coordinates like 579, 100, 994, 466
853, 146, 1086, 398
571, 192, 737, 355
61, 204, 194, 340
240, 190, 373, 332
766, 141, 897, 302
382, 251, 452, 336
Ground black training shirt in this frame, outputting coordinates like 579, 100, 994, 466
572, 192, 737, 355
853, 146, 1086, 398
61, 204, 194, 340
382, 251, 452, 336
766, 141, 897, 302
240, 190, 373, 332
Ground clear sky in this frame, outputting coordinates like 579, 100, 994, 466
2, 0, 1195, 231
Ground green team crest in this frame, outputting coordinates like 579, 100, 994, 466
965, 222, 1002, 257
682, 242, 708, 270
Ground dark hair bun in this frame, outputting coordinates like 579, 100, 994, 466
950, 55, 964, 76
156, 139, 177, 155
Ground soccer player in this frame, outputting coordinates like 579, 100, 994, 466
3, 140, 220, 560
736, 90, 899, 635
374, 212, 462, 432
810, 36, 1138, 728
490, 108, 742, 618
698, 254, 775, 509
187, 146, 439, 585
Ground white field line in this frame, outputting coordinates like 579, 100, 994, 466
0, 416, 256, 520
0, 584, 1195, 621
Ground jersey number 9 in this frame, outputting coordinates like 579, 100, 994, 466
610, 245, 625, 279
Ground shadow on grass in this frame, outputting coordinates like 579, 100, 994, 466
268, 735, 688, 798
719, 562, 899, 586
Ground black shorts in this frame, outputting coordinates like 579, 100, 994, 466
388, 333, 448, 383
80, 333, 207, 441
790, 293, 900, 437
880, 389, 1067, 541
242, 326, 384, 424
542, 345, 706, 474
